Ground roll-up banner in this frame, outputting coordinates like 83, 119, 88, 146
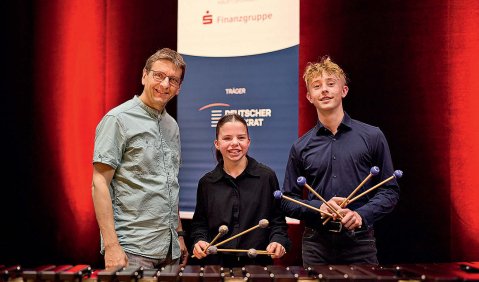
178, 0, 299, 213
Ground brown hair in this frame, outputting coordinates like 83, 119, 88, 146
215, 114, 249, 162
144, 48, 187, 82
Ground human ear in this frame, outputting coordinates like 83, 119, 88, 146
306, 92, 313, 103
341, 86, 349, 98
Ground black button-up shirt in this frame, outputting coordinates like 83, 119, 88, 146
191, 156, 290, 264
282, 112, 400, 229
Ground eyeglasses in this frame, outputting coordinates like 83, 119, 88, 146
149, 70, 181, 87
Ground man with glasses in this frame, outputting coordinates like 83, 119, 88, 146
92, 48, 188, 269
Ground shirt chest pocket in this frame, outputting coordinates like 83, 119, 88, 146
128, 135, 180, 176
128, 137, 162, 175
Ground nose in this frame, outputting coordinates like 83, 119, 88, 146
160, 77, 171, 87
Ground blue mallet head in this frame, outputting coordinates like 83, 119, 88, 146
394, 170, 403, 178
297, 176, 307, 186
273, 190, 283, 199
370, 166, 380, 175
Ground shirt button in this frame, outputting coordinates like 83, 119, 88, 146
333, 156, 336, 160
333, 175, 337, 178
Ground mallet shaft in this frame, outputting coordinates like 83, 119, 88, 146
322, 173, 374, 224
348, 175, 396, 204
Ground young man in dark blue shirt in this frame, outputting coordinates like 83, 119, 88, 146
281, 56, 400, 265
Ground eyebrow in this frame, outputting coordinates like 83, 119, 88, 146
221, 133, 248, 137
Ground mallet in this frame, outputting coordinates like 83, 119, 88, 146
191, 225, 229, 258
213, 219, 269, 248
273, 190, 333, 218
348, 170, 403, 204
322, 166, 380, 225
297, 177, 344, 219
206, 246, 274, 258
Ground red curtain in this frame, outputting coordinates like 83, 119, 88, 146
34, 0, 106, 263
24, 0, 479, 264
449, 0, 479, 260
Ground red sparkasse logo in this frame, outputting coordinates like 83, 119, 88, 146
203, 10, 213, 24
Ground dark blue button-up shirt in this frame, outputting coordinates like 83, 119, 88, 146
281, 112, 400, 228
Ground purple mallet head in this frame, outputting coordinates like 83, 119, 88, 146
394, 170, 403, 178
273, 190, 282, 199
207, 245, 218, 255
297, 176, 306, 186
370, 166, 380, 176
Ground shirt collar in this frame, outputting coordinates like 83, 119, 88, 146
134, 95, 166, 120
315, 111, 352, 135
209, 155, 260, 182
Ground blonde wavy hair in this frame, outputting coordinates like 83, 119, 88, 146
303, 55, 347, 86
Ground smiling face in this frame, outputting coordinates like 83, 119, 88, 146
306, 71, 349, 114
214, 120, 250, 164
140, 59, 183, 111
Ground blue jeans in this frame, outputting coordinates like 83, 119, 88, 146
302, 227, 378, 266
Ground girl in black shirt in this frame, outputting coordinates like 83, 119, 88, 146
190, 114, 290, 266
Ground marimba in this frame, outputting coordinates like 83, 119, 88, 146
2, 262, 479, 282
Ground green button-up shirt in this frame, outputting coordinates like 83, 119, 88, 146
93, 95, 181, 259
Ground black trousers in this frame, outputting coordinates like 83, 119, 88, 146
302, 226, 379, 266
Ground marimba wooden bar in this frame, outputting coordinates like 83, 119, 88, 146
1, 262, 479, 282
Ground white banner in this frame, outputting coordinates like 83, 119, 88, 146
178, 0, 299, 212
